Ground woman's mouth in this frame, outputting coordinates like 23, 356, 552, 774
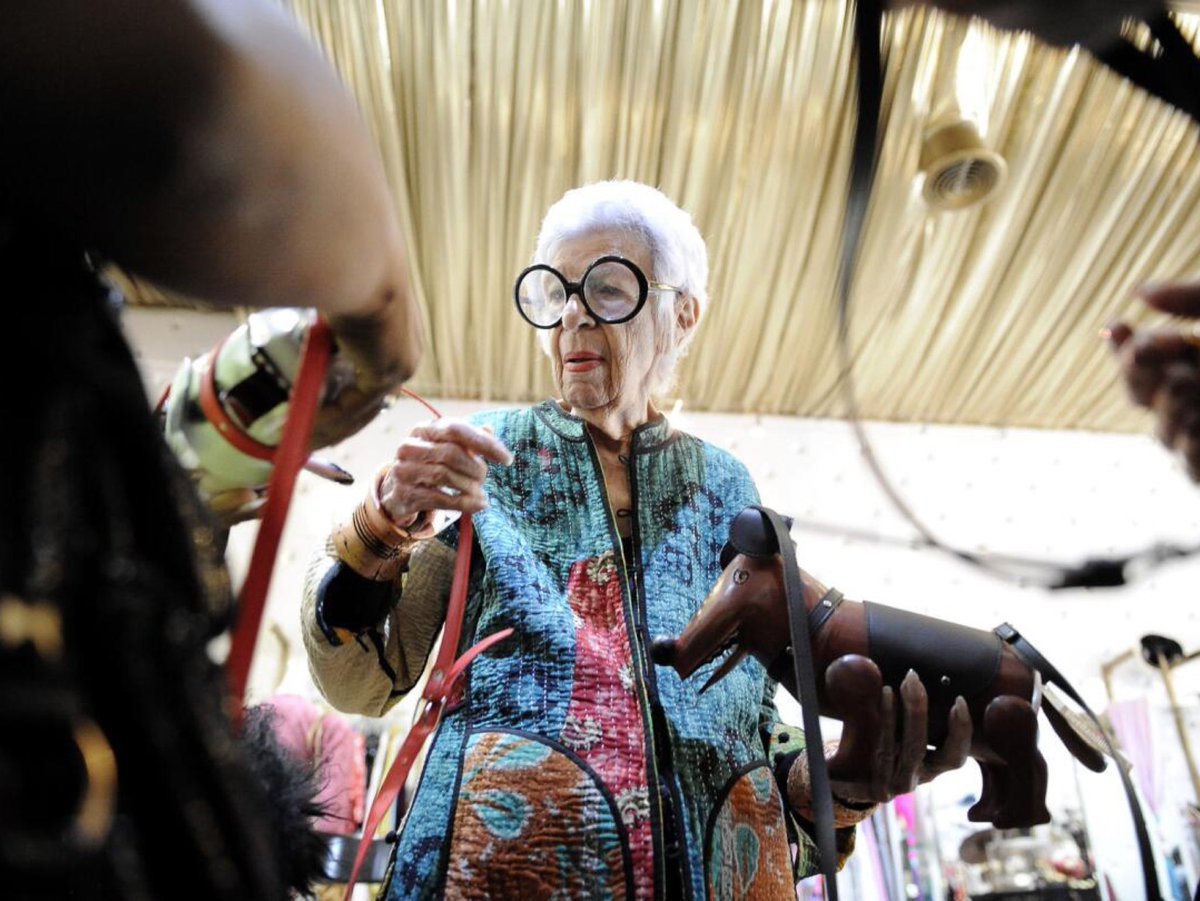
563, 352, 604, 372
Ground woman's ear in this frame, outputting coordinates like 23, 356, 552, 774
676, 294, 700, 337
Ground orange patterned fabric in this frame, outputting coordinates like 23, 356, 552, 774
706, 766, 795, 900
443, 731, 631, 899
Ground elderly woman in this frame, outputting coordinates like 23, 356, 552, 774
302, 181, 966, 899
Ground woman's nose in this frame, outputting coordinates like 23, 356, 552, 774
560, 292, 595, 331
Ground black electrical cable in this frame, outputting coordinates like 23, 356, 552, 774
839, 9, 1168, 897
836, 0, 1200, 591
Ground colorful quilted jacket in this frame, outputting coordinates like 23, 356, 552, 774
302, 401, 851, 900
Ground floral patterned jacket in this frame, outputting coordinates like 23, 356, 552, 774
302, 401, 854, 900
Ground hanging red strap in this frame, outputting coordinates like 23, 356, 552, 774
203, 318, 506, 889
227, 314, 333, 726
341, 423, 513, 898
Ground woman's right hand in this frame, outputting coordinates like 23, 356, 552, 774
377, 419, 514, 527
1107, 280, 1200, 482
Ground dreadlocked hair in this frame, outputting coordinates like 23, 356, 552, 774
240, 705, 330, 896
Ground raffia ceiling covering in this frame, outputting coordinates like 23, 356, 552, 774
125, 1, 1200, 432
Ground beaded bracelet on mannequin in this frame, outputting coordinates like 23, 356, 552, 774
787, 740, 879, 828
331, 465, 434, 582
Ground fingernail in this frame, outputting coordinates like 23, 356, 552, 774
1102, 320, 1134, 349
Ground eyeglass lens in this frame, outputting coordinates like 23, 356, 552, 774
516, 259, 643, 327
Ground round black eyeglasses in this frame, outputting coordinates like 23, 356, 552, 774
513, 255, 681, 329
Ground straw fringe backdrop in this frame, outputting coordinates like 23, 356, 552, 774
122, 1, 1200, 432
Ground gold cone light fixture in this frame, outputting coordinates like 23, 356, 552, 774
919, 115, 1007, 211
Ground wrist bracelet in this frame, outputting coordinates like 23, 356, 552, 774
787, 739, 878, 828
331, 467, 431, 581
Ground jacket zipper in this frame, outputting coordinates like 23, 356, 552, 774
582, 432, 670, 899
626, 441, 692, 901
584, 429, 691, 900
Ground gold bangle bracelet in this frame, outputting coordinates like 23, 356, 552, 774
787, 740, 878, 828
330, 467, 430, 581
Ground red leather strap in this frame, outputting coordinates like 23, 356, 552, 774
206, 319, 512, 895
342, 495, 514, 898
226, 316, 332, 724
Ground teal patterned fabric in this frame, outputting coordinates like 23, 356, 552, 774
384, 401, 814, 899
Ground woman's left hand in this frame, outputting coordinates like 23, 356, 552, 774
845, 668, 973, 803
788, 660, 973, 824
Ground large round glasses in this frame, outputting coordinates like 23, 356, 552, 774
513, 255, 680, 329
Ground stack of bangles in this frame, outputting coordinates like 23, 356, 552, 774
332, 465, 432, 582
787, 740, 878, 828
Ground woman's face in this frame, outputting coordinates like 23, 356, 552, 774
548, 228, 666, 418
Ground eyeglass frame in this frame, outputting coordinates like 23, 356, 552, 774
512, 254, 683, 329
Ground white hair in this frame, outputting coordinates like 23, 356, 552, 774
531, 180, 709, 396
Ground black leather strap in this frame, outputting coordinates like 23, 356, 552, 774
839, 0, 883, 313
1096, 11, 1200, 126
995, 623, 1162, 901
868, 602, 1003, 747
753, 505, 839, 899
808, 588, 844, 638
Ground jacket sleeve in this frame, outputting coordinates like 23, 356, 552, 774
759, 685, 863, 880
301, 532, 457, 716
